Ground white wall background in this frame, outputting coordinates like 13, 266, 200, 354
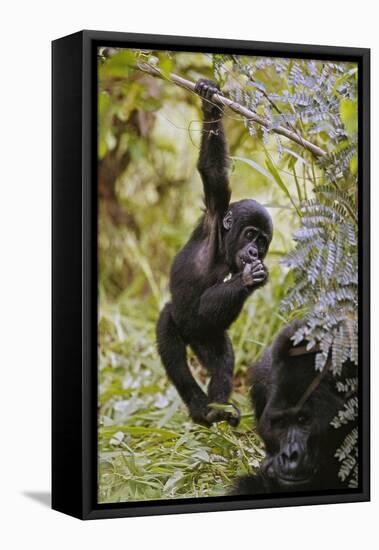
0, 1, 376, 548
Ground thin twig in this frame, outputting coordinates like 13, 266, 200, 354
136, 62, 327, 158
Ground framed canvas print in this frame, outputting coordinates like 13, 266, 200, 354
52, 30, 370, 519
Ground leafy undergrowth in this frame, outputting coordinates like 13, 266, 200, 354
98, 264, 289, 504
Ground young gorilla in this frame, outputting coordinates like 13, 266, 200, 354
233, 322, 355, 494
157, 79, 273, 427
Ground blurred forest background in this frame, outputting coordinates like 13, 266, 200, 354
97, 49, 358, 503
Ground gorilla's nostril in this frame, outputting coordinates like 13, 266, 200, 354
280, 452, 288, 466
290, 450, 299, 464
248, 247, 258, 259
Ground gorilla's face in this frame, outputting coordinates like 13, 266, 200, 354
240, 322, 355, 495
234, 225, 270, 271
258, 402, 321, 486
223, 199, 273, 272
256, 346, 342, 488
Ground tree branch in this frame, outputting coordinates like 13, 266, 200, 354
136, 62, 327, 158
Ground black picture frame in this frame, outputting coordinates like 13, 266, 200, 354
52, 30, 370, 520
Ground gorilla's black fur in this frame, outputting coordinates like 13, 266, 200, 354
233, 322, 355, 494
156, 79, 273, 426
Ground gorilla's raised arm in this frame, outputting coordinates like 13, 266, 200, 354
195, 79, 231, 220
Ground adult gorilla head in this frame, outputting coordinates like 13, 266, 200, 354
232, 322, 355, 495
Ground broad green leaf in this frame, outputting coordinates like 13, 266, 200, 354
231, 156, 272, 181
101, 50, 136, 78
265, 156, 301, 216
159, 57, 173, 79
265, 156, 287, 194
340, 98, 358, 136
282, 147, 307, 165
208, 402, 237, 414
350, 154, 358, 176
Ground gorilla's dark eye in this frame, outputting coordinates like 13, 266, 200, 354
245, 228, 259, 241
297, 413, 309, 425
270, 416, 286, 429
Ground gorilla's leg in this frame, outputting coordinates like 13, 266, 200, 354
156, 303, 210, 425
191, 334, 240, 426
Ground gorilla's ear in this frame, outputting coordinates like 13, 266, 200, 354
223, 210, 233, 230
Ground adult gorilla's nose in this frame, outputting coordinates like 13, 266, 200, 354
278, 440, 302, 473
